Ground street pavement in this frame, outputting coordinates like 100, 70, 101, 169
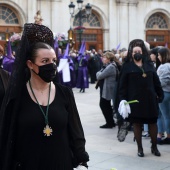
72, 84, 170, 170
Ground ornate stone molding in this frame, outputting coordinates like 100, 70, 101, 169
116, 0, 139, 6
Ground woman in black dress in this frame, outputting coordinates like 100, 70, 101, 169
118, 39, 164, 157
0, 23, 89, 170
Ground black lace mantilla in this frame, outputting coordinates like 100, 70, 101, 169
24, 23, 54, 47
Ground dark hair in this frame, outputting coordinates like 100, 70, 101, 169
150, 47, 160, 57
29, 42, 53, 62
158, 47, 170, 64
150, 47, 161, 70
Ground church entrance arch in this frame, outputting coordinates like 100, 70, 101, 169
145, 12, 169, 48
73, 10, 103, 52
0, 4, 22, 49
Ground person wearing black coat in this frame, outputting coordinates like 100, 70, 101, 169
0, 24, 89, 170
118, 39, 164, 157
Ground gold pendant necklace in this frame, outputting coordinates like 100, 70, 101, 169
142, 73, 147, 78
43, 124, 53, 136
138, 66, 147, 78
29, 80, 53, 137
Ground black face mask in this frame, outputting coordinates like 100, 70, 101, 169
32, 63, 57, 83
134, 53, 143, 61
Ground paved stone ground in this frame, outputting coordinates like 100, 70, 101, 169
72, 84, 170, 170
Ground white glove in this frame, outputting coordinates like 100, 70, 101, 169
76, 165, 88, 170
118, 100, 131, 119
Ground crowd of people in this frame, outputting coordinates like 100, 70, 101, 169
0, 12, 169, 170
56, 47, 103, 93
56, 39, 170, 158
1, 36, 170, 159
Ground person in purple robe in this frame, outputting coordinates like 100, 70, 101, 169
76, 53, 89, 92
2, 41, 15, 73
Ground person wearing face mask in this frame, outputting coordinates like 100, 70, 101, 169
117, 39, 163, 157
0, 24, 89, 170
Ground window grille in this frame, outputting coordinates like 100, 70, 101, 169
146, 13, 168, 29
73, 12, 101, 27
0, 6, 19, 24
146, 35, 164, 42
76, 34, 97, 42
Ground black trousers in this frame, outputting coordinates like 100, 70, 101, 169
100, 97, 115, 125
90, 69, 97, 83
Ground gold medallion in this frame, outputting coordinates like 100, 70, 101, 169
43, 124, 53, 136
142, 73, 147, 78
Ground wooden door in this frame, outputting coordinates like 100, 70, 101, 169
146, 30, 169, 48
74, 28, 103, 52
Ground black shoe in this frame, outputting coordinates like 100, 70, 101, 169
151, 147, 161, 156
117, 122, 129, 142
138, 151, 144, 157
138, 147, 144, 157
137, 147, 144, 157
100, 124, 115, 129
79, 88, 82, 92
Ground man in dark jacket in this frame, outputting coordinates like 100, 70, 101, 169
88, 49, 102, 84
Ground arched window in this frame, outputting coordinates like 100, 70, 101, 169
0, 5, 19, 24
73, 11, 101, 28
146, 13, 168, 29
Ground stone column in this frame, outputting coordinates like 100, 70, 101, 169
51, 0, 70, 34
27, 0, 37, 23
109, 0, 118, 49
116, 0, 138, 48
128, 2, 138, 42
118, 2, 129, 48
103, 29, 109, 51
39, 1, 51, 28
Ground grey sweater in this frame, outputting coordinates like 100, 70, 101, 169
157, 63, 170, 92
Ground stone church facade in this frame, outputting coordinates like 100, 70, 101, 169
0, 0, 170, 51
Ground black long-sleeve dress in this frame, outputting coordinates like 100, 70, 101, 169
0, 84, 89, 170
